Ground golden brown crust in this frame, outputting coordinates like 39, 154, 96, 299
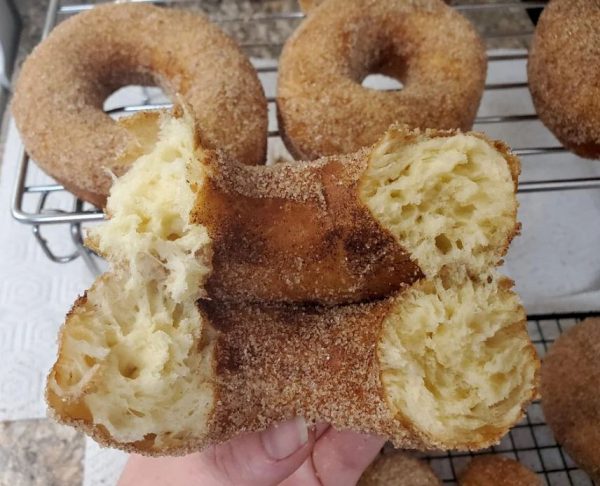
358, 452, 441, 486
459, 456, 541, 486
527, 0, 600, 159
12, 3, 267, 208
277, 0, 487, 159
541, 318, 600, 482
194, 149, 423, 304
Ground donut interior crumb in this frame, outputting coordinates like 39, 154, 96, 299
379, 270, 536, 447
47, 112, 216, 449
360, 130, 516, 277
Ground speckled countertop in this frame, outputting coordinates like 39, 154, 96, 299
0, 2, 536, 485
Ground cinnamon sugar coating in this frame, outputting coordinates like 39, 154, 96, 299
277, 0, 487, 159
12, 3, 267, 207
194, 150, 423, 304
459, 456, 541, 486
541, 318, 600, 482
358, 452, 441, 486
528, 0, 600, 159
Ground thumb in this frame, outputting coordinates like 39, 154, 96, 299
119, 417, 313, 486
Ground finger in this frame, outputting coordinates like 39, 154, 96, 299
280, 422, 330, 486
312, 428, 385, 485
280, 456, 321, 486
315, 422, 331, 440
119, 417, 313, 486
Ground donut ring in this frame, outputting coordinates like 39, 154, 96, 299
541, 318, 600, 482
277, 0, 487, 159
46, 111, 539, 455
528, 0, 600, 159
459, 456, 540, 486
358, 453, 441, 486
12, 4, 267, 207
85, 110, 521, 304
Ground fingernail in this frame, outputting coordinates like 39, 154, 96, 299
261, 417, 308, 460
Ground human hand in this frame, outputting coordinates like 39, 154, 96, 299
118, 418, 384, 486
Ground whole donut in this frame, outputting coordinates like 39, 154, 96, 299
459, 456, 541, 486
277, 0, 487, 159
358, 453, 441, 486
528, 0, 600, 159
541, 318, 600, 482
12, 4, 267, 207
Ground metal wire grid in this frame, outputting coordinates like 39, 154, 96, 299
5, 1, 600, 483
423, 313, 600, 485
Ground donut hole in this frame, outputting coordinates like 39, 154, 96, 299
360, 130, 517, 277
361, 73, 403, 91
47, 113, 216, 450
378, 272, 537, 447
103, 85, 169, 114
358, 47, 406, 91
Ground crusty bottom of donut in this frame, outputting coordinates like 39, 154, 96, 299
47, 112, 217, 450
360, 128, 517, 278
379, 270, 538, 448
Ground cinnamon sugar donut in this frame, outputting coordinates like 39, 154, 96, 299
541, 318, 600, 482
358, 453, 441, 486
277, 0, 487, 159
459, 456, 541, 486
528, 0, 600, 159
12, 3, 267, 207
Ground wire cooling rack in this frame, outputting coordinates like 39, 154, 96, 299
6, 1, 600, 484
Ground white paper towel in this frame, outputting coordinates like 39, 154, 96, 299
0, 121, 95, 421
1, 51, 599, 486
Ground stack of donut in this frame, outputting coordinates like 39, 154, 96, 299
13, 1, 541, 457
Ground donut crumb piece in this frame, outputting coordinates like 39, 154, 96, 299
361, 129, 517, 277
47, 111, 216, 451
379, 270, 537, 447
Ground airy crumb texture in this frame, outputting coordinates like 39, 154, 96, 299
458, 455, 541, 486
541, 318, 600, 482
358, 452, 441, 486
378, 271, 538, 448
361, 128, 518, 278
47, 113, 216, 452
87, 113, 211, 303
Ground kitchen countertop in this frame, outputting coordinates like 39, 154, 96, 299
0, 1, 536, 485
